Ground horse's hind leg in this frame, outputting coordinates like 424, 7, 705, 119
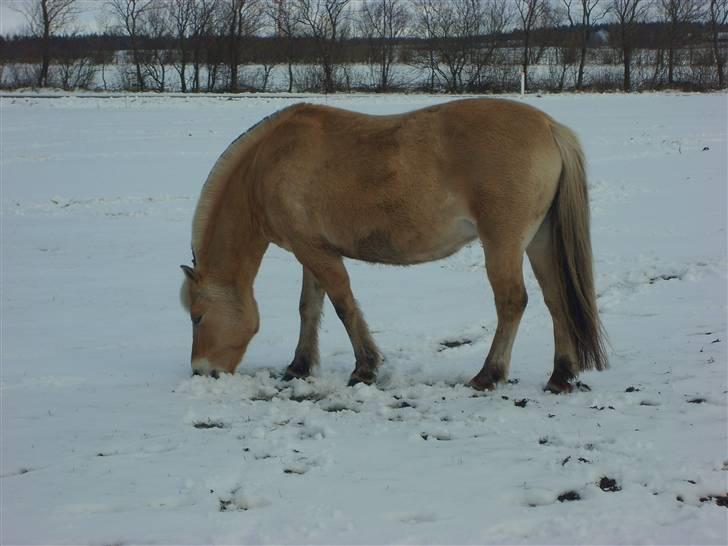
469, 243, 528, 390
295, 251, 381, 386
526, 219, 579, 393
283, 267, 325, 380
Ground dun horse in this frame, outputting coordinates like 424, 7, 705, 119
180, 99, 607, 393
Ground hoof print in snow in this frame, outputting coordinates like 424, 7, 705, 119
702, 146, 710, 151
687, 397, 706, 404
219, 492, 268, 512
699, 495, 728, 508
625, 386, 641, 393
648, 274, 681, 285
283, 466, 308, 475
507, 378, 520, 385
219, 499, 237, 512
574, 381, 591, 392
598, 477, 621, 492
578, 457, 591, 464
193, 420, 227, 429
420, 431, 451, 441
322, 402, 358, 413
391, 400, 415, 409
289, 393, 326, 403
438, 338, 472, 351
538, 437, 549, 445
561, 456, 571, 466
639, 400, 659, 407
557, 491, 581, 502
514, 398, 528, 408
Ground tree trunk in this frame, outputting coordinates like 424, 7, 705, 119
712, 24, 725, 87
623, 47, 631, 91
131, 33, 145, 91
39, 0, 51, 87
577, 23, 591, 90
577, 44, 587, 89
179, 50, 188, 92
230, 47, 239, 93
523, 31, 530, 92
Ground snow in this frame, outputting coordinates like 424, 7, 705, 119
1, 91, 726, 545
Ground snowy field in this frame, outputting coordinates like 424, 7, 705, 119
1, 92, 726, 545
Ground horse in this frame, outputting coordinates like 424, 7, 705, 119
180, 99, 607, 393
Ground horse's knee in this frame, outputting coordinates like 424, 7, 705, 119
495, 284, 528, 320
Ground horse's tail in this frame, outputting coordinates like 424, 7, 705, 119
549, 121, 608, 372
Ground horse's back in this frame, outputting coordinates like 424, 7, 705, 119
255, 99, 563, 263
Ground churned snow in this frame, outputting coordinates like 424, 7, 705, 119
1, 91, 726, 544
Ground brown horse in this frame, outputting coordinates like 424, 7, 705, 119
180, 99, 607, 393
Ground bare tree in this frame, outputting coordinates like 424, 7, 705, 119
412, 0, 477, 93
515, 0, 549, 92
266, 0, 301, 92
608, 0, 649, 91
358, 0, 409, 91
563, 0, 606, 89
658, 0, 702, 85
221, 0, 265, 92
167, 0, 194, 92
189, 0, 219, 92
411, 0, 509, 93
107, 0, 156, 91
15, 0, 78, 87
708, 0, 728, 87
296, 0, 351, 93
140, 0, 172, 91
549, 3, 579, 90
56, 51, 97, 90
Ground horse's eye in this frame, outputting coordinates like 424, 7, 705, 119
191, 315, 202, 326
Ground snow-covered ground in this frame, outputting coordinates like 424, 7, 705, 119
1, 92, 726, 545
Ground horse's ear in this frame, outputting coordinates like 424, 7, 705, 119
180, 265, 198, 283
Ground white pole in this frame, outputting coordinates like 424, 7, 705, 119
520, 71, 525, 97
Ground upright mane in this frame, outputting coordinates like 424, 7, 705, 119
191, 105, 297, 259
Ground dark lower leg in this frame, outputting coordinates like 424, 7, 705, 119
526, 232, 580, 394
284, 267, 325, 380
470, 251, 528, 390
330, 296, 381, 386
296, 252, 381, 386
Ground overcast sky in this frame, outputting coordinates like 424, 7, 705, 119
1, 0, 104, 37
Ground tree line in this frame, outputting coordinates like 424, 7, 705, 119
1, 0, 726, 93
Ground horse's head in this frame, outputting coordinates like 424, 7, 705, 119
180, 265, 260, 377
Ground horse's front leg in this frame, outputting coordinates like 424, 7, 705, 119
295, 251, 381, 386
283, 267, 325, 380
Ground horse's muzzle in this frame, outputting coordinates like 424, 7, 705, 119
191, 358, 220, 379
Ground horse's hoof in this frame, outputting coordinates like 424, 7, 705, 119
283, 357, 313, 381
282, 369, 309, 381
468, 377, 496, 391
544, 379, 573, 394
348, 369, 376, 387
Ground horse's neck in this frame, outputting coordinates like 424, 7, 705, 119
199, 169, 267, 288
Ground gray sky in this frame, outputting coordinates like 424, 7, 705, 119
1, 0, 104, 37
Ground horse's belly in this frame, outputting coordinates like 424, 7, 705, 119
350, 217, 479, 265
